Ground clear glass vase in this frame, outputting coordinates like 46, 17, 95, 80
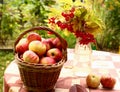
73, 38, 92, 77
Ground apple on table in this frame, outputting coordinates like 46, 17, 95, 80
100, 74, 116, 89
86, 73, 101, 89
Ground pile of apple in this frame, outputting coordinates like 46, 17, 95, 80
86, 73, 116, 89
15, 32, 63, 65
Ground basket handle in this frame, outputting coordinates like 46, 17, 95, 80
14, 26, 67, 53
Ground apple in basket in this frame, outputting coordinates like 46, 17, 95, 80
46, 48, 63, 62
86, 73, 100, 89
27, 32, 41, 43
23, 50, 39, 63
42, 38, 54, 51
16, 38, 29, 54
100, 74, 116, 89
53, 37, 62, 50
40, 57, 56, 65
29, 40, 46, 56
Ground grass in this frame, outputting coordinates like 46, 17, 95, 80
0, 50, 14, 92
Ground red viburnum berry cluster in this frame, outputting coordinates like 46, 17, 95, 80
49, 7, 95, 45
61, 7, 75, 21
49, 7, 75, 32
75, 31, 96, 45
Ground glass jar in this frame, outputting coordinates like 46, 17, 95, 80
73, 38, 92, 77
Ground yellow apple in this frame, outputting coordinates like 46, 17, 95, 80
86, 73, 100, 89
23, 50, 39, 63
29, 40, 46, 56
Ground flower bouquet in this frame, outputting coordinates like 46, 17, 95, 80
48, 0, 103, 45
47, 0, 104, 76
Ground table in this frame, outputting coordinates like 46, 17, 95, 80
3, 49, 120, 92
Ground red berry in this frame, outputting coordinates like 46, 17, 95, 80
62, 12, 67, 17
65, 16, 70, 21
69, 12, 74, 18
60, 23, 66, 29
57, 21, 62, 26
67, 24, 73, 31
49, 17, 56, 24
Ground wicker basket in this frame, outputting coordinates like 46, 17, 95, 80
14, 26, 67, 92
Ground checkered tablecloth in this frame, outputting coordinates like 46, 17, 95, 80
3, 49, 120, 92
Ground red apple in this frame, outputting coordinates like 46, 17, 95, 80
23, 50, 39, 63
16, 38, 29, 54
29, 40, 46, 56
100, 74, 116, 89
46, 48, 62, 61
86, 73, 100, 89
52, 37, 62, 50
40, 57, 56, 65
42, 38, 54, 51
27, 32, 41, 43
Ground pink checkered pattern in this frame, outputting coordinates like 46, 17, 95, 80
3, 49, 120, 92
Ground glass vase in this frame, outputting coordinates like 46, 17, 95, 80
73, 38, 92, 77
